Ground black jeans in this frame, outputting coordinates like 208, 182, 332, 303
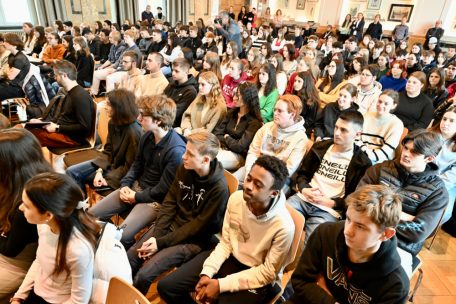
157, 250, 281, 304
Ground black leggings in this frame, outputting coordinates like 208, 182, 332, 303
23, 289, 50, 304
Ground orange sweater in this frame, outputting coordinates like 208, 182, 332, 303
42, 44, 66, 64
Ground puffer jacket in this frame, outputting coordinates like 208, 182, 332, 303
358, 160, 449, 255
24, 75, 56, 118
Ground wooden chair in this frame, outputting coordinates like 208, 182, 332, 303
269, 204, 306, 303
62, 101, 109, 169
105, 277, 150, 304
47, 100, 99, 167
408, 255, 423, 303
224, 169, 239, 195
426, 205, 448, 250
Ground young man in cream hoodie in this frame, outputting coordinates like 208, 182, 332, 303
157, 155, 295, 303
234, 94, 308, 184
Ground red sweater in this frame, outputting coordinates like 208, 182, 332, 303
221, 72, 248, 108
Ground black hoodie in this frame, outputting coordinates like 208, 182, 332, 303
153, 160, 230, 250
288, 221, 409, 304
314, 102, 360, 140
164, 75, 198, 127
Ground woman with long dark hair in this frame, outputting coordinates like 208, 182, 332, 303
339, 14, 352, 42
258, 62, 278, 122
434, 106, 456, 235
293, 71, 321, 137
214, 82, 263, 170
282, 43, 297, 76
0, 129, 52, 302
73, 36, 94, 88
29, 26, 46, 57
316, 59, 347, 106
22, 23, 35, 55
62, 35, 76, 64
424, 67, 448, 109
53, 20, 65, 38
67, 89, 142, 192
160, 32, 182, 76
11, 173, 100, 304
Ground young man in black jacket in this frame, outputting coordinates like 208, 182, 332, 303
127, 130, 230, 295
357, 129, 448, 276
287, 111, 371, 243
146, 29, 167, 54
163, 58, 198, 127
89, 95, 186, 248
287, 184, 410, 304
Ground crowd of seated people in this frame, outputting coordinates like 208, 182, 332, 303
2, 6, 456, 304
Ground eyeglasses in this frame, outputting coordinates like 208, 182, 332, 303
360, 73, 373, 77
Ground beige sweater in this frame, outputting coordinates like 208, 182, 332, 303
180, 95, 227, 133
118, 69, 143, 94
136, 70, 169, 97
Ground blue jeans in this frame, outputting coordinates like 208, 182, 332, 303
286, 193, 339, 244
89, 189, 161, 248
66, 160, 97, 190
127, 225, 202, 295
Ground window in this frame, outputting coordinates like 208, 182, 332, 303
0, 0, 35, 27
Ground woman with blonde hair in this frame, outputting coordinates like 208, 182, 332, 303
178, 71, 227, 136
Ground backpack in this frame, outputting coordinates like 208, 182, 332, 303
90, 222, 133, 304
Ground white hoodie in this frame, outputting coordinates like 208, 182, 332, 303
355, 81, 382, 114
201, 190, 294, 293
245, 117, 308, 180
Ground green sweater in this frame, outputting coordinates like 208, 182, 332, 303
260, 89, 279, 123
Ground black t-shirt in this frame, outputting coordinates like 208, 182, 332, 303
8, 52, 30, 87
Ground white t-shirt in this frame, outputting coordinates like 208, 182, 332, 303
310, 145, 353, 199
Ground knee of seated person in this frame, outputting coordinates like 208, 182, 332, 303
157, 277, 172, 295
133, 269, 154, 293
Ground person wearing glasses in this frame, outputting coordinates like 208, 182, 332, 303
117, 51, 143, 93
354, 65, 382, 114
